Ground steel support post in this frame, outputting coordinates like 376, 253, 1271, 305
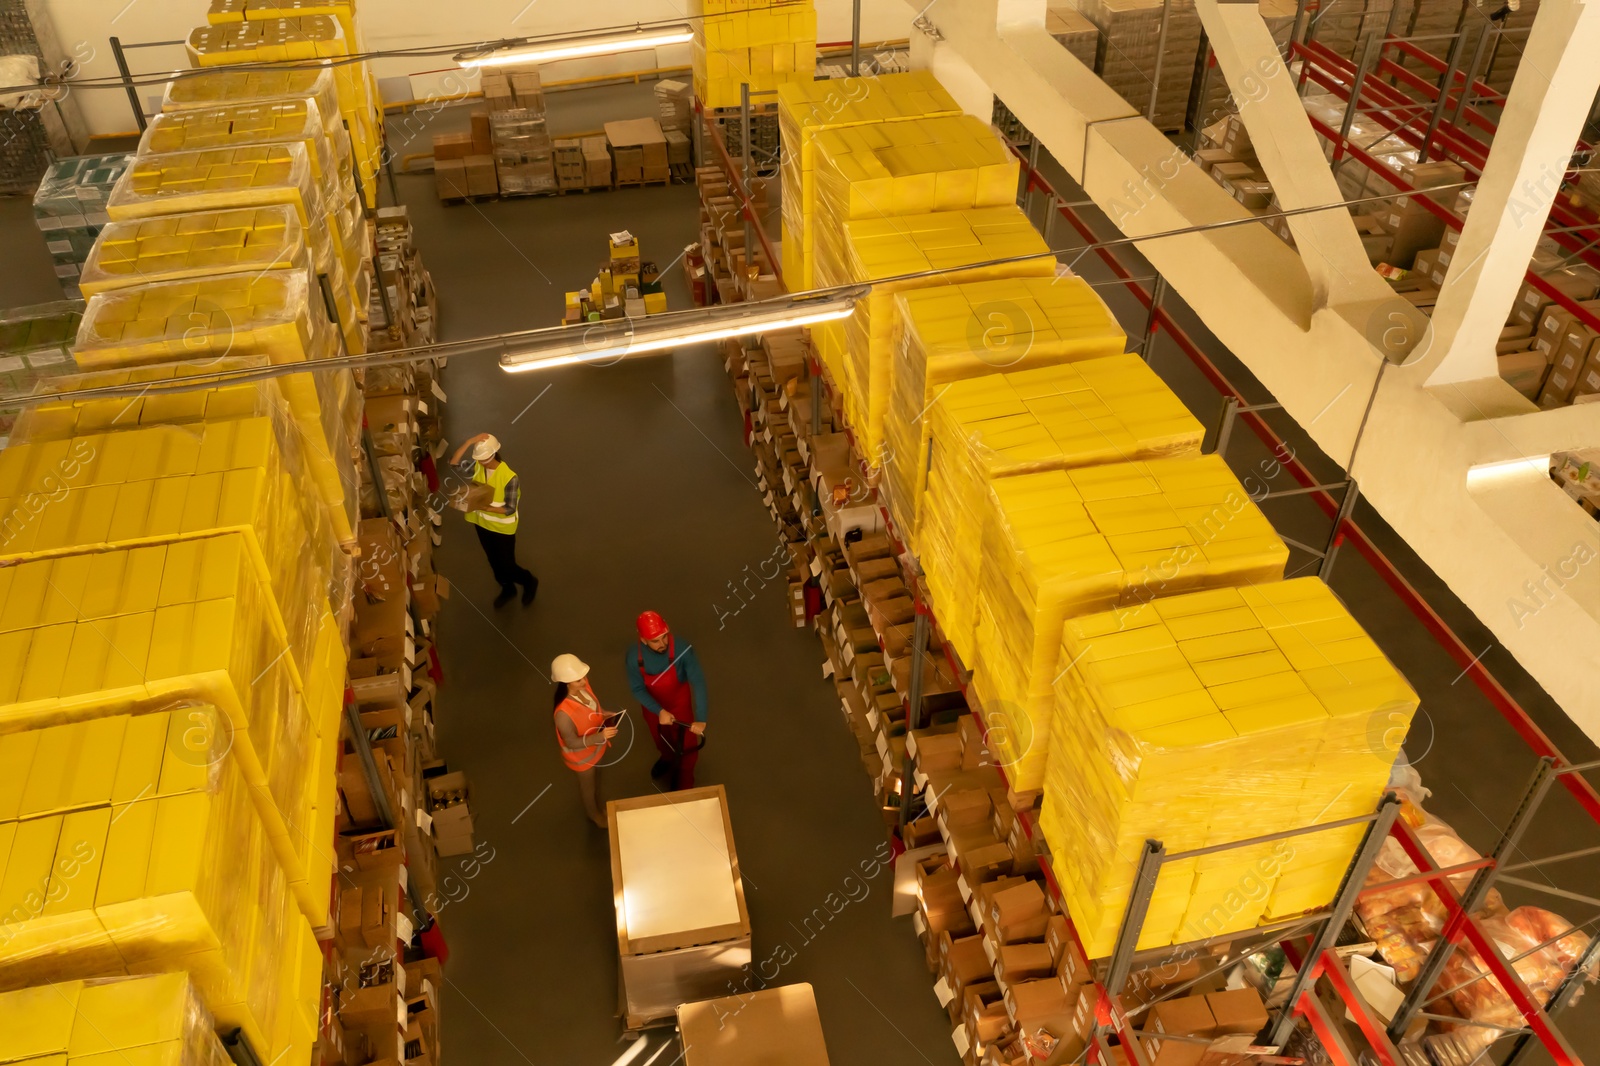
1210, 396, 1240, 457
1105, 841, 1166, 998
1318, 479, 1360, 580
1388, 758, 1559, 1039
898, 607, 931, 827
809, 357, 823, 437
1269, 794, 1401, 1046
1449, 20, 1494, 129
1149, 0, 1174, 124
1140, 275, 1167, 362
852, 0, 862, 76
1419, 25, 1469, 163
1337, 35, 1383, 162
740, 84, 754, 268
1503, 935, 1600, 1066
384, 151, 400, 206
110, 37, 146, 132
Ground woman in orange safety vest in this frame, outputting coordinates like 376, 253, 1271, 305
551, 653, 618, 828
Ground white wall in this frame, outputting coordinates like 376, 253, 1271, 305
39, 0, 913, 136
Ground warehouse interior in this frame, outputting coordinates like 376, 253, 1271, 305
0, 3, 1597, 1066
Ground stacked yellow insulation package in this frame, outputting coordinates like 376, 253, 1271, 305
78, 206, 311, 299
69, 274, 360, 544
775, 72, 961, 292
882, 276, 1129, 545
920, 355, 1205, 661
970, 456, 1288, 792
188, 10, 382, 207
0, 973, 282, 1066
809, 114, 1019, 298
0, 713, 325, 1066
820, 207, 1057, 465
1039, 579, 1419, 956
691, 0, 818, 109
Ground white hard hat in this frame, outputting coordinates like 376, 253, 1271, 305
551, 653, 590, 683
472, 435, 500, 461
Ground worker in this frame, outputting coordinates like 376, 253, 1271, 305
624, 611, 708, 790
551, 654, 618, 828
451, 431, 537, 607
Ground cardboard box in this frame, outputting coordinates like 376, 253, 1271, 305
605, 117, 669, 169
432, 132, 472, 161
997, 942, 1056, 982
470, 110, 493, 154
1204, 989, 1268, 1036
463, 154, 498, 197
1144, 995, 1217, 1066
434, 159, 468, 201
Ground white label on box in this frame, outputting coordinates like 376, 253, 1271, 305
398, 864, 408, 891
763, 491, 773, 507
396, 911, 414, 945
982, 936, 997, 965
431, 378, 447, 402
402, 397, 413, 412
417, 400, 428, 415
958, 874, 972, 903
867, 708, 880, 732
397, 997, 408, 1028
809, 556, 822, 577
416, 806, 431, 832
913, 910, 927, 937
840, 699, 851, 719
914, 768, 928, 791
757, 476, 767, 492
970, 899, 984, 930
404, 614, 414, 637
404, 635, 416, 665
402, 663, 413, 690
822, 661, 834, 679
1527, 290, 1542, 306
431, 511, 443, 527
934, 977, 955, 1007
875, 732, 889, 758
926, 785, 940, 815
952, 1025, 971, 1058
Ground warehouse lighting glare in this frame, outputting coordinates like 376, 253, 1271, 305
499, 289, 865, 374
455, 25, 694, 67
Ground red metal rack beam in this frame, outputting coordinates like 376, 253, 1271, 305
698, 104, 785, 290
1371, 55, 1499, 139
1386, 39, 1506, 107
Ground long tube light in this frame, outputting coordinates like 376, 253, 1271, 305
456, 25, 693, 68
499, 288, 866, 374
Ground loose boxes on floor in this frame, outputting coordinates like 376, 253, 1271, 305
776, 71, 962, 291
1040, 578, 1418, 956
920, 354, 1205, 661
819, 205, 1058, 465
882, 276, 1130, 546
969, 455, 1289, 791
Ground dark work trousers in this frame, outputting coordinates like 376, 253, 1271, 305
475, 524, 535, 595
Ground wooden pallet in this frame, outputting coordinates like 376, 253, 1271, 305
614, 177, 672, 189
437, 193, 497, 205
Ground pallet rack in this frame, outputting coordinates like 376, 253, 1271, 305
701, 82, 1598, 1066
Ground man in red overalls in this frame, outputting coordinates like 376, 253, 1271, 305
623, 611, 709, 790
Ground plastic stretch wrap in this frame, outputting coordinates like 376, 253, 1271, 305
691, 0, 818, 108
920, 354, 1203, 659
0, 410, 346, 694
883, 276, 1131, 549
969, 454, 1289, 794
822, 206, 1056, 463
79, 205, 309, 299
810, 114, 1018, 295
70, 273, 362, 540
0, 537, 347, 922
0, 302, 81, 448
0, 973, 236, 1066
0, 720, 321, 1066
1034, 578, 1416, 957
32, 155, 132, 225
206, 0, 365, 52
186, 18, 380, 208
162, 67, 339, 133
775, 72, 961, 290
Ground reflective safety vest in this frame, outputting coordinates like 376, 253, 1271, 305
466, 460, 518, 534
555, 697, 608, 772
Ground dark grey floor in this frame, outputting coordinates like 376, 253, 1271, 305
0, 77, 1593, 1065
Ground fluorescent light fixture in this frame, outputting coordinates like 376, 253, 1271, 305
456, 25, 693, 68
1466, 455, 1552, 489
499, 288, 866, 374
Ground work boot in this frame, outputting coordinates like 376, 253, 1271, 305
493, 586, 517, 608
521, 576, 539, 606
650, 758, 670, 779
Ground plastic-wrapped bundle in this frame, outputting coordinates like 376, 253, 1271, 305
0, 720, 322, 1066
32, 155, 133, 300
822, 206, 1056, 463
921, 354, 1204, 660
0, 302, 80, 448
1036, 578, 1417, 956
775, 72, 961, 291
206, 0, 366, 52
809, 115, 1019, 295
883, 276, 1131, 548
691, 0, 818, 108
0, 973, 237, 1066
186, 17, 380, 207
79, 205, 308, 299
70, 275, 361, 541
970, 454, 1289, 793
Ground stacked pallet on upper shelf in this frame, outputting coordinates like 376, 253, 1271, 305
881, 275, 1131, 550
1077, 0, 1202, 131
690, 0, 819, 110
1047, 0, 1100, 66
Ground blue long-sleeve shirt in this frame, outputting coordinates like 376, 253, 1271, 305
625, 640, 709, 721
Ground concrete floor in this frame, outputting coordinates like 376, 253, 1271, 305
0, 77, 1594, 1064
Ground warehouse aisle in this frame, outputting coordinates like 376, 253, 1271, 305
387, 135, 955, 1062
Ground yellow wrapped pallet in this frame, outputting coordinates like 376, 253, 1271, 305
0, 973, 236, 1066
70, 276, 361, 543
0, 732, 320, 1066
0, 536, 347, 925
921, 355, 1204, 660
811, 114, 1019, 295
776, 71, 962, 289
970, 454, 1289, 792
79, 205, 307, 299
106, 143, 360, 344
207, 0, 366, 53
883, 276, 1130, 544
823, 206, 1057, 464
1037, 578, 1418, 957
691, 0, 818, 109
136, 101, 365, 284
187, 17, 380, 207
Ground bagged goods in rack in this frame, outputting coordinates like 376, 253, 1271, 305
883, 277, 1131, 548
968, 455, 1288, 794
0, 729, 323, 1066
0, 973, 239, 1066
821, 206, 1057, 464
919, 355, 1204, 660
776, 71, 962, 291
809, 114, 1021, 295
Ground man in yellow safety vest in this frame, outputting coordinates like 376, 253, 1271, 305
452, 432, 538, 607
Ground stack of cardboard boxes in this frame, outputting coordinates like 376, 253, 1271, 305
1078, 0, 1203, 131
369, 205, 439, 351
689, 0, 819, 109
605, 118, 671, 185
582, 136, 613, 189
553, 138, 586, 191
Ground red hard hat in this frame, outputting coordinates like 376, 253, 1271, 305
637, 611, 669, 639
